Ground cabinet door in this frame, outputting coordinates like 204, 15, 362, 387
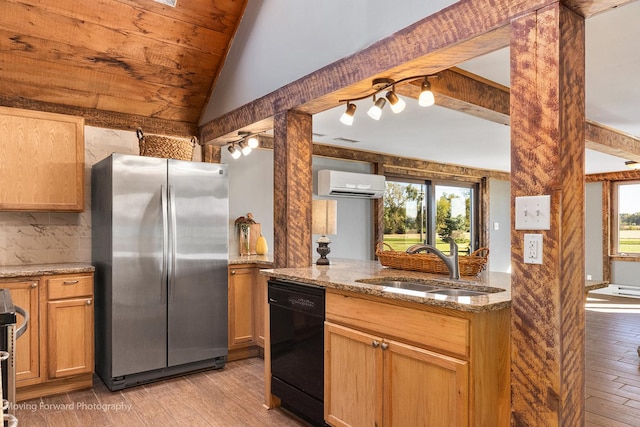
228, 267, 256, 349
47, 298, 93, 379
0, 107, 84, 211
4, 280, 40, 385
254, 272, 267, 348
325, 322, 383, 427
383, 339, 469, 427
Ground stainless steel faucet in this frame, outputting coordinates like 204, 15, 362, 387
406, 239, 460, 280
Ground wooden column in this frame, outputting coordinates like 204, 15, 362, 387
273, 110, 313, 268
201, 144, 221, 163
510, 3, 585, 426
372, 162, 385, 258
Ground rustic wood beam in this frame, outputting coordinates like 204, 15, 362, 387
510, 4, 586, 425
0, 95, 198, 137
398, 68, 640, 161
585, 120, 640, 161
397, 67, 511, 125
257, 135, 510, 181
272, 111, 313, 269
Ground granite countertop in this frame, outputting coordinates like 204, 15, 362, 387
0, 263, 95, 279
228, 254, 274, 267
261, 258, 608, 313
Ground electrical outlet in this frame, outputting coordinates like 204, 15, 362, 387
524, 234, 543, 264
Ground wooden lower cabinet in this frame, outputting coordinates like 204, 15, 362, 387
47, 297, 93, 379
325, 289, 509, 427
1, 279, 41, 385
228, 264, 268, 361
325, 322, 468, 427
2, 272, 94, 401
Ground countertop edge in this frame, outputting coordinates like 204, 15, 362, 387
0, 263, 95, 279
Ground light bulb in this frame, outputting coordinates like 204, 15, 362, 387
367, 97, 386, 120
385, 91, 406, 114
238, 140, 251, 156
246, 136, 259, 149
228, 145, 241, 159
340, 103, 357, 126
418, 79, 435, 107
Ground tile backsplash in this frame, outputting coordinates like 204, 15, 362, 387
0, 126, 139, 265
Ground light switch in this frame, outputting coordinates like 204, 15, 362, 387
515, 195, 551, 230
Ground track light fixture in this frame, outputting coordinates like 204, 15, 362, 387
338, 75, 437, 125
226, 131, 262, 160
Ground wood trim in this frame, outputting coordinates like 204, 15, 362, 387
586, 169, 640, 182
602, 180, 612, 282
0, 95, 199, 137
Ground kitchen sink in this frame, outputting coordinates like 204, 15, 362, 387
373, 281, 443, 292
356, 278, 504, 299
429, 288, 490, 297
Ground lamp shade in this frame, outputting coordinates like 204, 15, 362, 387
312, 200, 337, 235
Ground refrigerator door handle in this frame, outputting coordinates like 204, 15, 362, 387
161, 184, 169, 302
168, 184, 178, 300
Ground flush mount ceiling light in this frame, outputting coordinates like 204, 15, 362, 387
625, 160, 640, 170
226, 131, 262, 160
338, 75, 437, 126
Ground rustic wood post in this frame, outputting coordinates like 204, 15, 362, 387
510, 3, 586, 425
273, 110, 313, 268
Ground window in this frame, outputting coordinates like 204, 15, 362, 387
383, 178, 477, 254
613, 181, 640, 255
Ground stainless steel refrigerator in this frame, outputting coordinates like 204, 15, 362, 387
92, 153, 228, 391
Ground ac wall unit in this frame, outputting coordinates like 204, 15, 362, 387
317, 169, 385, 199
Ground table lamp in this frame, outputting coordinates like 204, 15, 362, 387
312, 199, 337, 265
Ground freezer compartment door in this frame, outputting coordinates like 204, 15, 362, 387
111, 154, 168, 376
167, 160, 229, 366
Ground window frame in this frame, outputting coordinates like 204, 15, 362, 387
611, 179, 640, 257
383, 176, 479, 254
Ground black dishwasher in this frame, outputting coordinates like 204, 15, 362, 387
268, 279, 325, 427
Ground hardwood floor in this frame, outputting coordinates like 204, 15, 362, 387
586, 292, 640, 426
11, 293, 640, 426
13, 358, 307, 427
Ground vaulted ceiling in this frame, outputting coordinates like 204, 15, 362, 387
0, 0, 246, 135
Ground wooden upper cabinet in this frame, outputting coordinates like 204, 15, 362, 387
0, 107, 84, 211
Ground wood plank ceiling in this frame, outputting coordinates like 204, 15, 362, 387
0, 0, 246, 136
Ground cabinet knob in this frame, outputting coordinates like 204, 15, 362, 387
231, 270, 236, 275
86, 299, 92, 305
372, 340, 380, 348
31, 282, 37, 288
381, 342, 389, 351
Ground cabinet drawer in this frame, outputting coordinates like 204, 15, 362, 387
48, 275, 93, 300
326, 291, 470, 358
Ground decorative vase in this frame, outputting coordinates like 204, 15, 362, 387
239, 225, 250, 255
255, 234, 268, 255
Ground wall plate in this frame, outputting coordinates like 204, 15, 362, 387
515, 195, 551, 230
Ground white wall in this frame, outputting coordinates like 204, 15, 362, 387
221, 148, 274, 255
201, 0, 457, 123
488, 179, 511, 273
312, 158, 374, 261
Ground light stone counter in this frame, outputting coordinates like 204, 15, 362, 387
261, 258, 608, 313
228, 254, 273, 267
0, 263, 95, 278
